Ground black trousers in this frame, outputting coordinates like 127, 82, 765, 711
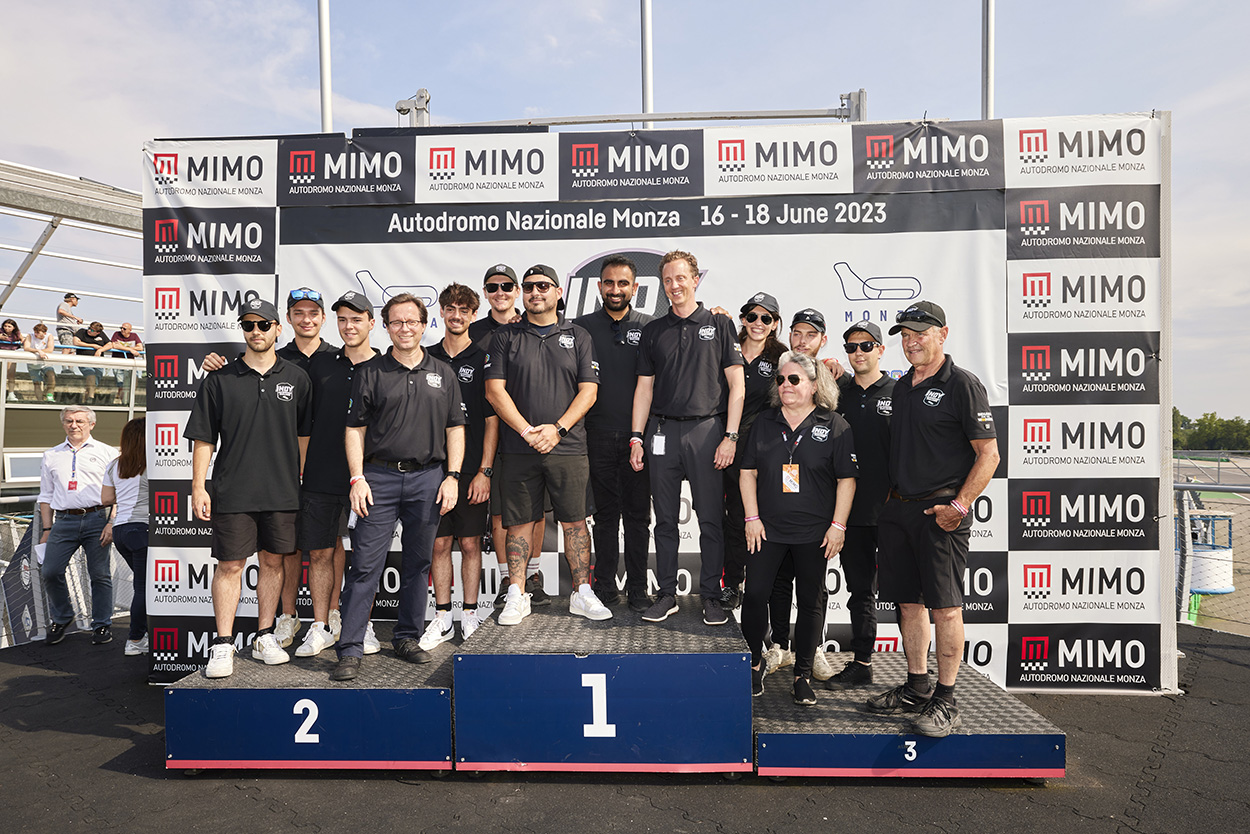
722, 463, 747, 588
842, 525, 880, 662
742, 539, 827, 680
587, 429, 651, 595
647, 415, 725, 599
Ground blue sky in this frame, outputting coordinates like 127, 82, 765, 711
1, 0, 1246, 416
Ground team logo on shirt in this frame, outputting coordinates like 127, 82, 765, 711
458, 365, 474, 383
698, 325, 716, 340
923, 389, 946, 407
626, 328, 642, 345
758, 360, 774, 377
877, 398, 893, 416
427, 373, 443, 389
591, 360, 600, 374
811, 425, 830, 442
558, 333, 576, 349
275, 382, 295, 401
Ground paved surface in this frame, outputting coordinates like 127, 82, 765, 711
1, 624, 1247, 834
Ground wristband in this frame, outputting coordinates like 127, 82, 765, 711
831, 521, 846, 531
630, 431, 644, 440
521, 425, 536, 436
628, 437, 643, 447
349, 475, 366, 486
744, 515, 760, 522
950, 499, 969, 518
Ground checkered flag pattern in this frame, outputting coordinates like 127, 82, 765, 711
719, 163, 745, 172
865, 159, 893, 169
154, 378, 177, 389
1022, 516, 1050, 528
155, 175, 177, 186
298, 585, 310, 597
572, 167, 598, 177
154, 579, 178, 594
430, 170, 454, 180
155, 446, 179, 457
1023, 443, 1050, 454
1020, 153, 1048, 163
1022, 588, 1050, 600
1022, 297, 1050, 308
153, 649, 178, 662
154, 309, 177, 321
289, 173, 315, 185
1020, 660, 1048, 672
1022, 225, 1050, 235
154, 242, 177, 253
1022, 370, 1051, 382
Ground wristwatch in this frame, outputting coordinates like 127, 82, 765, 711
447, 470, 461, 480
556, 423, 569, 437
724, 431, 739, 442
480, 466, 494, 477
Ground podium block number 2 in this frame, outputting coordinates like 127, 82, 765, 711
581, 673, 616, 738
294, 698, 320, 744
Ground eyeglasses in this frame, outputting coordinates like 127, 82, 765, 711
387, 319, 425, 330
289, 289, 322, 302
775, 373, 805, 387
844, 341, 879, 353
62, 418, 92, 426
895, 308, 940, 326
743, 312, 774, 325
522, 281, 554, 294
484, 282, 515, 294
240, 320, 275, 332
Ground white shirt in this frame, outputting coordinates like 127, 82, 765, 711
103, 460, 148, 526
38, 436, 118, 511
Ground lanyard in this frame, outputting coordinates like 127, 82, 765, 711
780, 427, 805, 464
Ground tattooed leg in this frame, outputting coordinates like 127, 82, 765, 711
562, 520, 592, 587
505, 522, 535, 589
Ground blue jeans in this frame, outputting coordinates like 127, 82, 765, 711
112, 522, 149, 640
42, 508, 113, 629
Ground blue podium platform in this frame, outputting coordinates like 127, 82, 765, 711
165, 630, 454, 771
453, 596, 754, 773
753, 652, 1065, 778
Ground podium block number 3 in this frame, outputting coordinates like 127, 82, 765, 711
581, 673, 616, 738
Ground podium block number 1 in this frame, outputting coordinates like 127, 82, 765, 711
581, 673, 616, 738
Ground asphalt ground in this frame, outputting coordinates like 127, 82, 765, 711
1, 623, 1246, 834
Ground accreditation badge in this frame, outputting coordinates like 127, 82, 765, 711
781, 464, 800, 493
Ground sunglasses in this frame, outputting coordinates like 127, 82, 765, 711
484, 282, 515, 294
522, 281, 554, 294
775, 373, 806, 387
844, 341, 879, 353
289, 289, 322, 302
240, 320, 275, 332
743, 312, 774, 325
895, 308, 940, 326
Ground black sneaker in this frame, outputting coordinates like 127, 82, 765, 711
593, 586, 621, 606
329, 656, 360, 682
526, 571, 551, 606
864, 682, 932, 714
911, 697, 962, 737
825, 661, 874, 691
91, 625, 113, 645
793, 677, 817, 706
46, 621, 70, 645
752, 666, 764, 697
721, 585, 742, 610
393, 638, 433, 664
627, 591, 651, 613
493, 582, 509, 607
641, 594, 679, 622
702, 597, 729, 626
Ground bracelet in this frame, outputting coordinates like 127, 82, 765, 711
950, 499, 969, 518
521, 424, 536, 436
628, 437, 643, 447
744, 515, 760, 522
349, 475, 366, 486
831, 521, 846, 531
630, 431, 643, 440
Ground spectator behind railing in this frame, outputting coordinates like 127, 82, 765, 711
109, 322, 144, 403
56, 292, 83, 356
0, 318, 26, 350
72, 321, 112, 403
26, 322, 57, 401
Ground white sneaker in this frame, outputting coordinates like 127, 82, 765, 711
569, 589, 613, 621
460, 608, 483, 641
498, 586, 531, 626
295, 622, 337, 657
205, 643, 235, 678
762, 644, 795, 677
328, 609, 342, 640
812, 648, 835, 681
252, 632, 291, 665
124, 635, 149, 656
363, 621, 381, 655
273, 614, 298, 648
418, 613, 455, 651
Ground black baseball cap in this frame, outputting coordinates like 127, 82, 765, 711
332, 291, 373, 317
740, 291, 781, 318
522, 264, 560, 288
64, 292, 79, 300
888, 301, 946, 335
287, 287, 324, 310
790, 308, 826, 333
239, 299, 280, 322
843, 320, 884, 343
483, 264, 517, 284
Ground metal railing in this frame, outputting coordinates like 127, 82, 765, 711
1175, 483, 1250, 638
1173, 450, 1250, 486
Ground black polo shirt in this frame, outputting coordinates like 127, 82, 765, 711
573, 306, 653, 433
302, 347, 380, 495
277, 338, 336, 374
741, 407, 859, 544
485, 316, 598, 456
636, 303, 743, 418
889, 355, 995, 498
185, 356, 312, 514
837, 372, 895, 526
347, 348, 466, 465
428, 340, 495, 475
742, 346, 784, 435
469, 313, 514, 352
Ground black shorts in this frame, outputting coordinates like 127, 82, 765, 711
497, 453, 590, 527
437, 480, 490, 538
296, 490, 351, 551
213, 511, 298, 561
876, 497, 970, 610
490, 453, 553, 518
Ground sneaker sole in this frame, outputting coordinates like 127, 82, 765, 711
204, 667, 234, 679
124, 646, 148, 656
641, 604, 680, 623
295, 640, 336, 658
362, 643, 381, 655
498, 611, 529, 626
703, 614, 729, 626
251, 650, 291, 665
794, 696, 818, 706
912, 714, 962, 738
570, 604, 613, 621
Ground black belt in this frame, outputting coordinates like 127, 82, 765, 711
364, 456, 440, 473
58, 505, 106, 516
654, 413, 722, 423
889, 488, 958, 502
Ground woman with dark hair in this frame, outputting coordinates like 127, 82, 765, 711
0, 318, 24, 350
722, 292, 786, 610
741, 351, 857, 705
101, 417, 149, 656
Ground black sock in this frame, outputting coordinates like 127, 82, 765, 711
212, 635, 233, 646
907, 672, 932, 693
436, 603, 453, 612
933, 682, 956, 704
463, 602, 476, 611
257, 626, 275, 637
